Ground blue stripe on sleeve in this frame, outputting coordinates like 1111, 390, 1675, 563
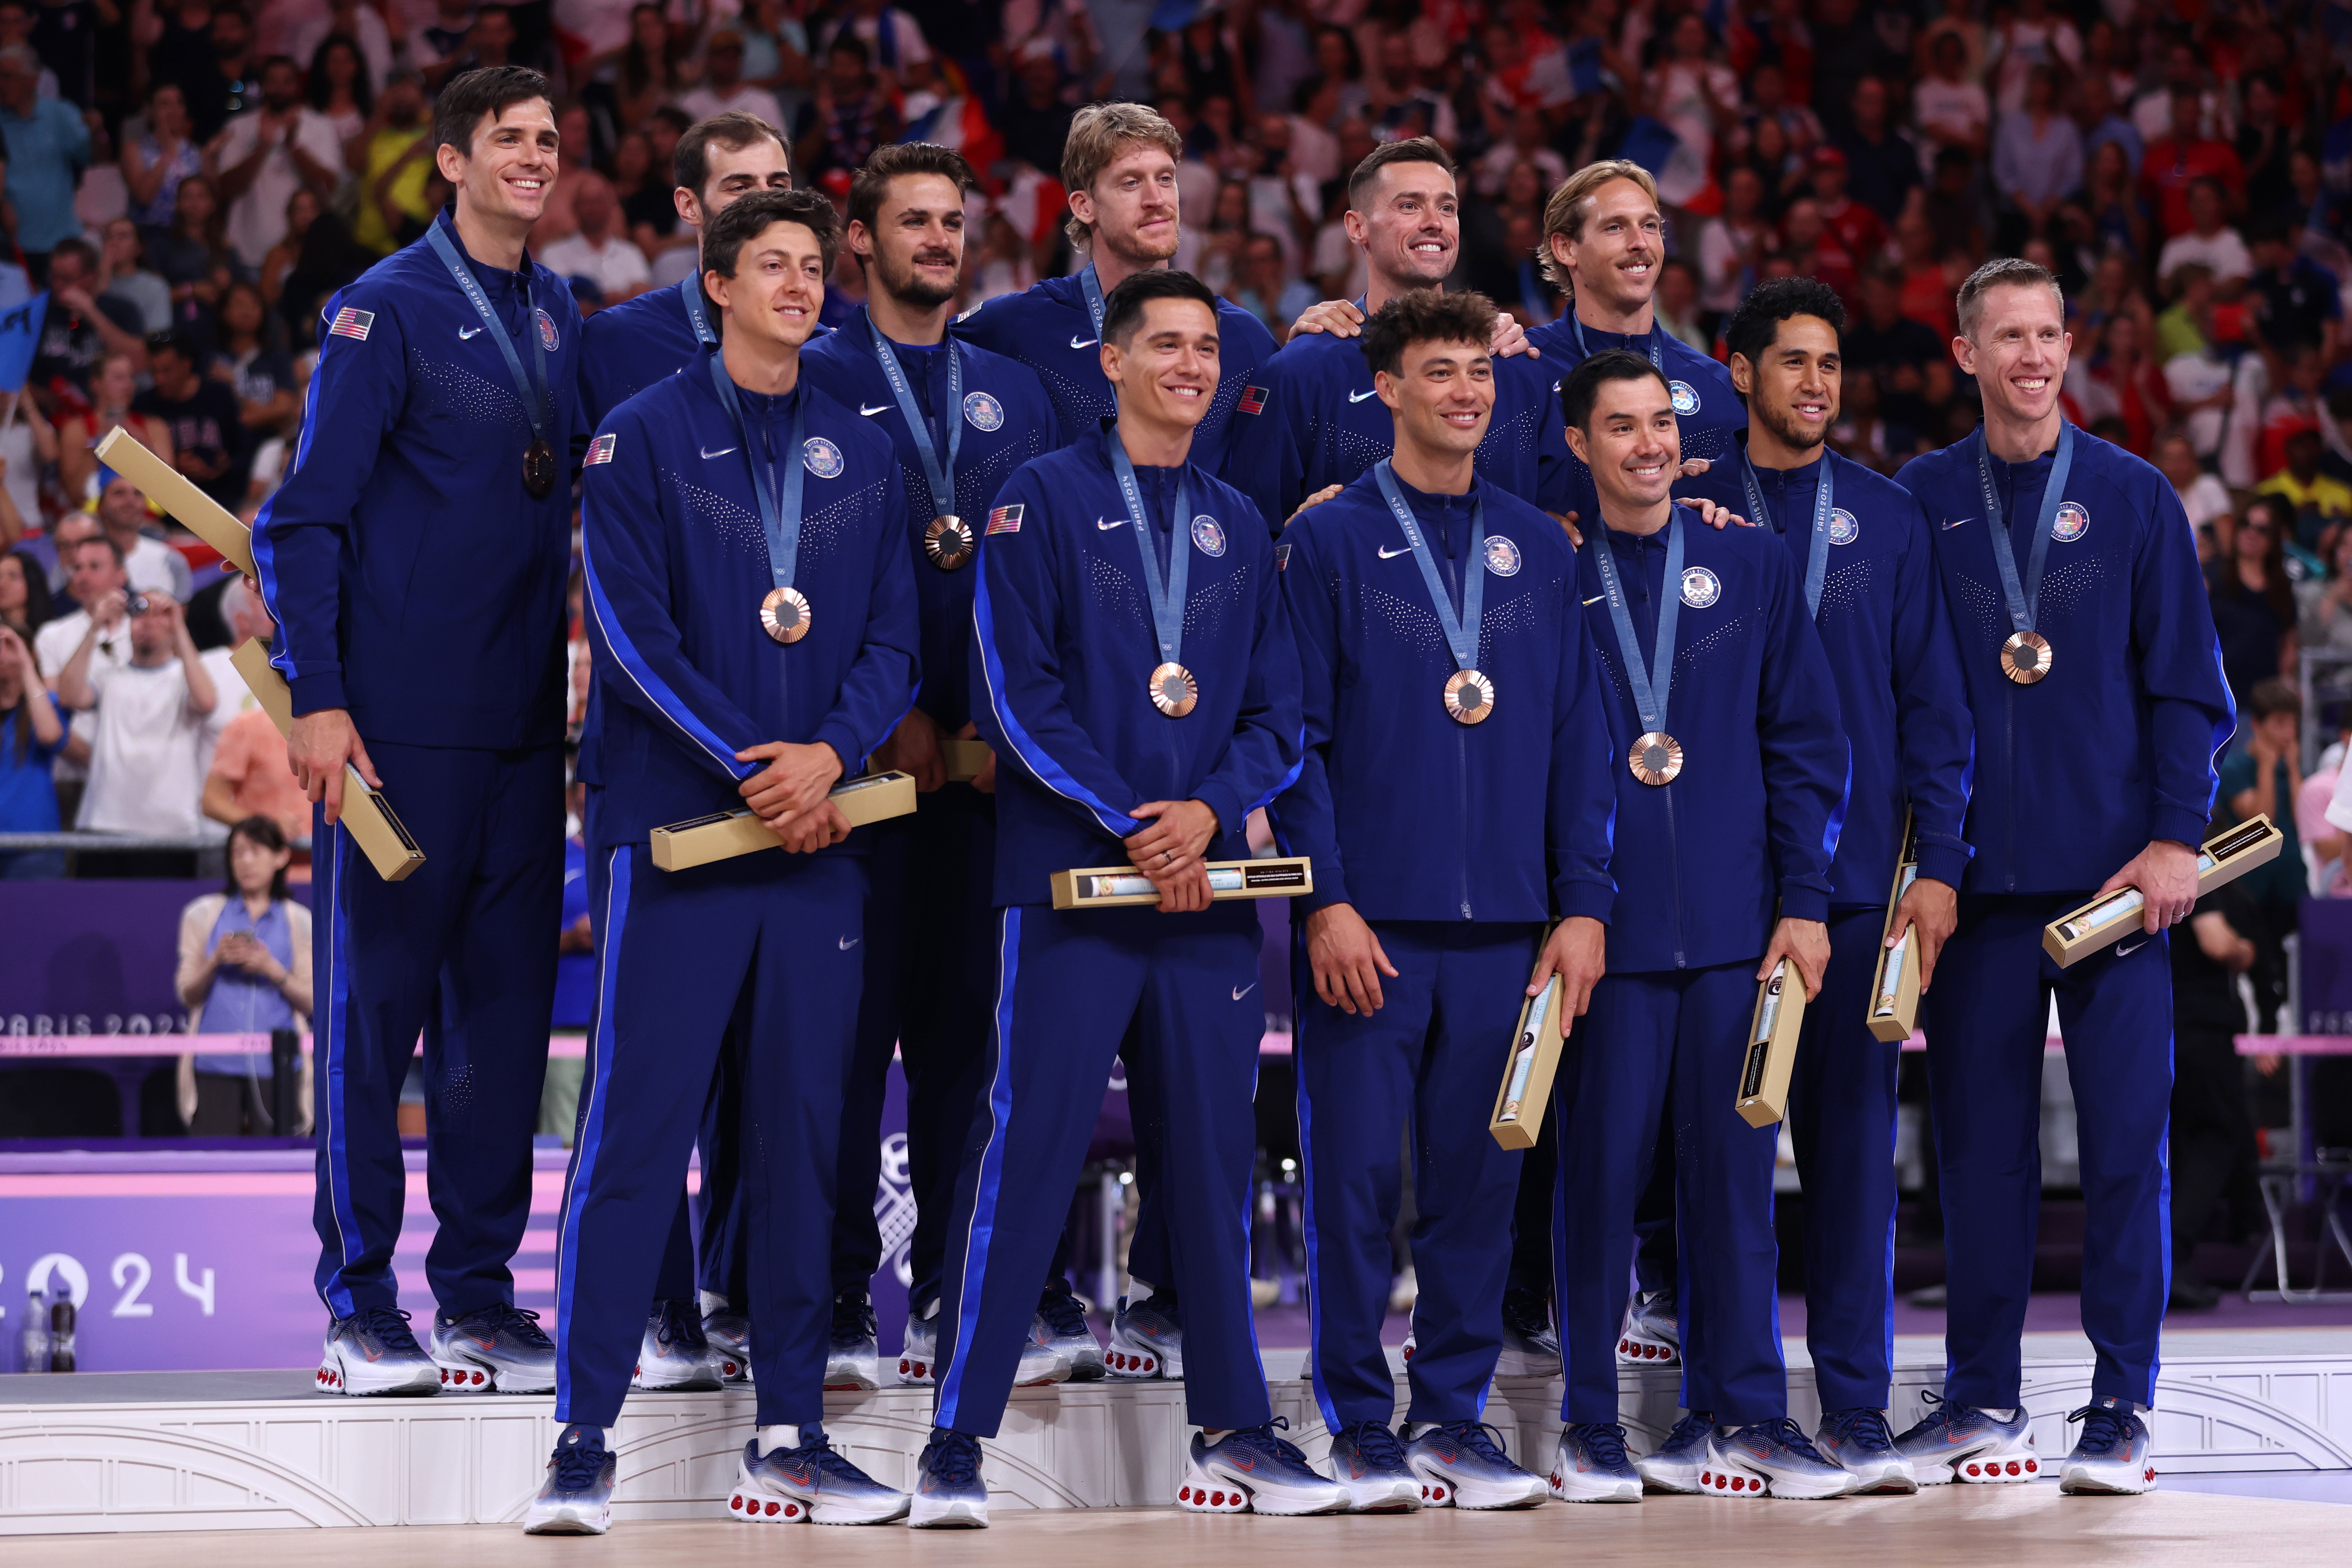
971, 561, 1137, 839
581, 526, 754, 781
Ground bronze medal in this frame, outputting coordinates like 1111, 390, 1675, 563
1443, 668, 1495, 725
2000, 629, 2053, 685
1148, 661, 1198, 717
924, 514, 975, 570
1629, 731, 1683, 786
522, 437, 558, 499
760, 585, 813, 645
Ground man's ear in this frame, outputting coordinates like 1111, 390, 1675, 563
1563, 422, 1589, 467
1728, 352, 1754, 398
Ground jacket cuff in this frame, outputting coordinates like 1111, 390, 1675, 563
814, 726, 866, 784
288, 670, 348, 717
1301, 859, 1349, 913
1778, 883, 1832, 924
2149, 804, 2210, 852
1913, 843, 1972, 892
1551, 877, 1617, 925
1190, 780, 1245, 841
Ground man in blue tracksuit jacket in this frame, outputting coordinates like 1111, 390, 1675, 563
1226, 138, 1572, 532
1664, 278, 1974, 1493
914, 270, 1339, 1529
533, 190, 920, 1535
800, 142, 1068, 1388
255, 68, 578, 1399
951, 101, 1276, 475
1271, 289, 1617, 1513
1547, 349, 1853, 1503
1892, 259, 2234, 1497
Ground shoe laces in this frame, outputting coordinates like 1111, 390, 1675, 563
1429, 1420, 1514, 1465
1337, 1420, 1407, 1469
923, 1428, 984, 1485
771, 1428, 866, 1485
1913, 1387, 1961, 1430
1037, 1284, 1090, 1338
2067, 1404, 2136, 1454
1226, 1416, 1311, 1466
551, 1426, 609, 1491
1746, 1417, 1833, 1464
1568, 1422, 1631, 1468
1819, 1407, 1896, 1454
466, 1302, 552, 1349
830, 1292, 877, 1344
652, 1298, 706, 1350
1663, 1410, 1715, 1451
356, 1304, 422, 1354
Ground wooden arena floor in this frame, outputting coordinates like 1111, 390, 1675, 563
27, 1486, 2343, 1568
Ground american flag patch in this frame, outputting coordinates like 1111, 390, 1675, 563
1275, 542, 1291, 570
586, 433, 617, 465
986, 503, 1024, 535
328, 306, 374, 341
1238, 385, 1268, 415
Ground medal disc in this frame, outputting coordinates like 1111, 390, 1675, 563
760, 585, 813, 645
522, 438, 558, 499
2000, 629, 2053, 684
1148, 661, 1198, 717
1443, 668, 1496, 725
924, 514, 975, 570
1629, 731, 1683, 786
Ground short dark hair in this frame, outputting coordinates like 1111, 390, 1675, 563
674, 109, 787, 202
702, 187, 838, 282
146, 330, 201, 368
49, 235, 95, 273
1347, 135, 1454, 213
73, 532, 125, 567
433, 64, 552, 158
225, 814, 292, 902
2249, 677, 2301, 722
1560, 348, 1670, 432
848, 142, 976, 235
1360, 288, 1496, 379
1100, 268, 1219, 349
1724, 276, 1846, 373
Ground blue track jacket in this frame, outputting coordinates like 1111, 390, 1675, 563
253, 210, 581, 748
1578, 513, 1850, 973
1525, 315, 1743, 528
801, 310, 1056, 734
970, 424, 1304, 906
578, 277, 709, 430
1897, 424, 2234, 894
1226, 324, 1573, 534
1685, 440, 1976, 905
577, 350, 919, 846
951, 272, 1278, 474
1270, 468, 1618, 925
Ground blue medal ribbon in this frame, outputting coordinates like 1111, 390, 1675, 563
1079, 263, 1105, 339
1589, 511, 1686, 738
866, 310, 963, 518
678, 273, 717, 347
1108, 435, 1190, 673
1371, 460, 1486, 678
706, 354, 808, 593
1571, 314, 1664, 370
424, 221, 550, 448
1973, 421, 2075, 638
1738, 446, 1836, 619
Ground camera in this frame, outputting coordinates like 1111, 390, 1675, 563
126, 592, 152, 616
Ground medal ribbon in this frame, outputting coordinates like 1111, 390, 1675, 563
866, 311, 964, 518
1571, 314, 1664, 370
1079, 262, 1105, 338
1108, 435, 1191, 670
706, 354, 808, 592
1589, 511, 1686, 738
678, 273, 717, 346
1973, 421, 2075, 638
1372, 460, 1486, 677
424, 221, 550, 450
1738, 447, 1836, 619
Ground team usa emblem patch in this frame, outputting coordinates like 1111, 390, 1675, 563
2051, 502, 2089, 542
328, 306, 374, 341
585, 433, 617, 465
802, 437, 845, 478
535, 307, 560, 351
1829, 508, 1860, 545
1484, 535, 1522, 576
962, 391, 1005, 431
1680, 566, 1722, 608
1191, 516, 1226, 557
1237, 385, 1268, 415
1668, 379, 1701, 416
986, 503, 1024, 535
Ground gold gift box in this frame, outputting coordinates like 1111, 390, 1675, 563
1867, 813, 1921, 1043
2040, 816, 2283, 968
1048, 856, 1313, 910
1735, 958, 1806, 1129
1489, 968, 1565, 1151
944, 736, 993, 781
649, 771, 916, 871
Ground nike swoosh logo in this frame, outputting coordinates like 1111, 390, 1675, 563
458, 325, 483, 339
1377, 545, 1411, 558
1942, 516, 1972, 531
701, 445, 738, 459
1583, 595, 1604, 605
840, 935, 861, 950
2117, 938, 2149, 957
1233, 982, 1258, 1001
1349, 388, 1378, 402
1071, 335, 1098, 349
859, 403, 890, 417
1098, 517, 1124, 530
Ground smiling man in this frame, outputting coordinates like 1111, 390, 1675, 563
1892, 258, 2234, 1496
1272, 289, 1616, 1512
533, 188, 919, 1536
1229, 138, 1572, 533
255, 65, 581, 1404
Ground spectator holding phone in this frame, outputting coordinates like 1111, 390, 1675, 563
0, 621, 63, 878
174, 814, 313, 1134
54, 586, 216, 837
